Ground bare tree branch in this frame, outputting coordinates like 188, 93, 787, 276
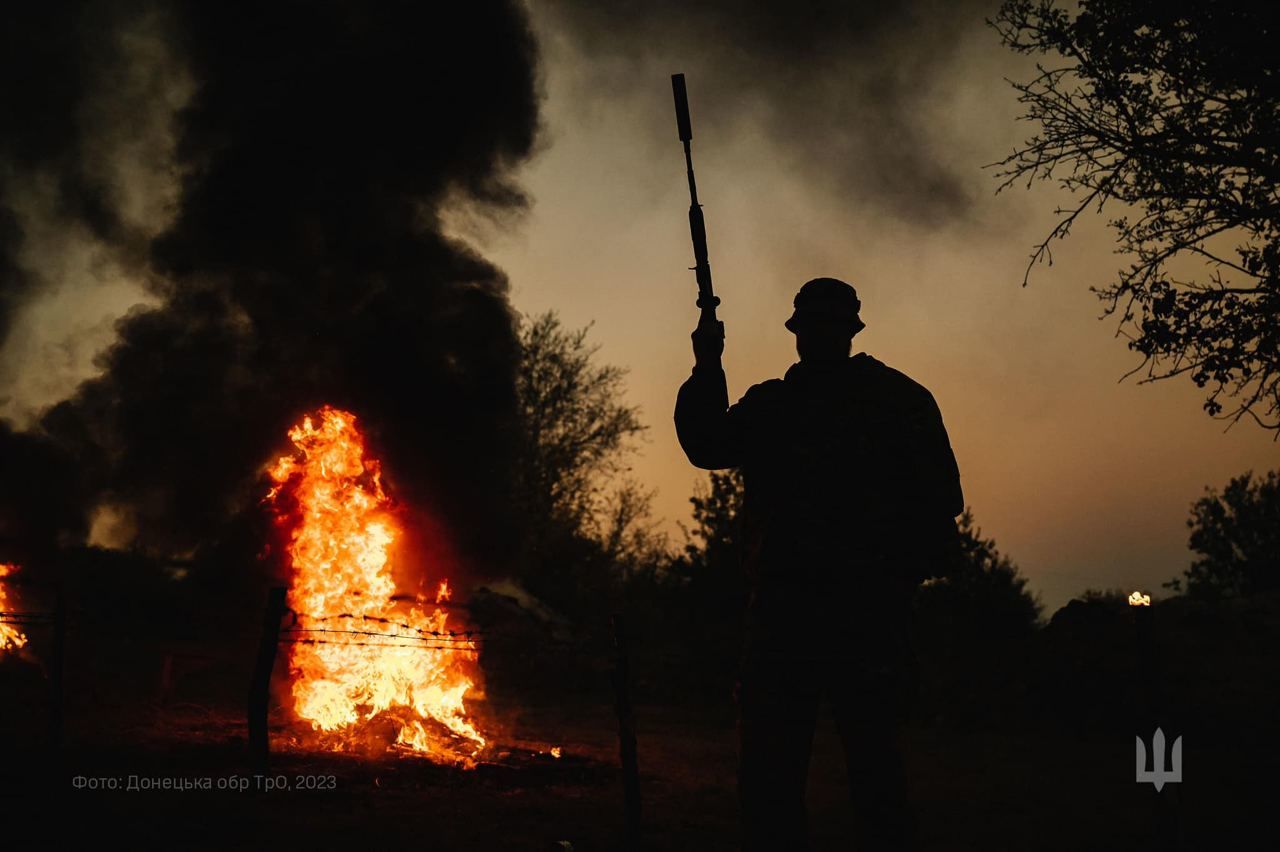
992, 0, 1280, 432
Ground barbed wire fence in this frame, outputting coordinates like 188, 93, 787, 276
3, 583, 649, 832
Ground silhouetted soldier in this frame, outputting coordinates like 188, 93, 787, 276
675, 277, 963, 851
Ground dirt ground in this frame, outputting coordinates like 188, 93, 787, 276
1, 688, 1267, 851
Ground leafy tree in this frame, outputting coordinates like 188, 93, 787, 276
1167, 468, 1280, 598
912, 511, 1041, 726
916, 510, 1043, 639
991, 0, 1280, 429
675, 468, 748, 620
512, 312, 664, 617
680, 470, 744, 575
635, 468, 748, 690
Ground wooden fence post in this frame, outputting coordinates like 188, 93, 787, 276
248, 586, 287, 765
611, 613, 642, 844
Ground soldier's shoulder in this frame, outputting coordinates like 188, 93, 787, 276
737, 377, 788, 407
857, 355, 938, 406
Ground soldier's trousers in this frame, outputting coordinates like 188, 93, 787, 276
736, 653, 916, 851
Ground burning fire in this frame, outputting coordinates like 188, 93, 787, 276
1128, 591, 1151, 607
266, 407, 486, 763
0, 563, 27, 652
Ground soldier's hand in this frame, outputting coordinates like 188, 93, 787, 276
691, 318, 724, 368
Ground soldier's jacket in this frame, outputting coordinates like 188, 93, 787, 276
675, 353, 964, 632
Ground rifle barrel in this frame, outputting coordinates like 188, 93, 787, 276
671, 73, 717, 316
672, 73, 693, 142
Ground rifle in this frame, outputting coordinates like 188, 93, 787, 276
671, 73, 723, 358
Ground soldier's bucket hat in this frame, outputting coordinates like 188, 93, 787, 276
784, 277, 866, 336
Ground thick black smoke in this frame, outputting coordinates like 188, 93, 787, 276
0, 422, 89, 567
541, 0, 993, 226
1, 1, 540, 572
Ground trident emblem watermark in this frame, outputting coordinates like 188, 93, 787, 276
1135, 728, 1182, 791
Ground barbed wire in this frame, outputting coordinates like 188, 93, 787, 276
280, 627, 480, 643
280, 637, 483, 651
0, 606, 736, 662
290, 611, 486, 638
0, 615, 53, 626
0, 616, 777, 667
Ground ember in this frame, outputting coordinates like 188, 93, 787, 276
0, 563, 27, 652
266, 407, 486, 764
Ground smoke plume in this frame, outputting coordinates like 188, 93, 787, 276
540, 0, 994, 226
1, 1, 541, 573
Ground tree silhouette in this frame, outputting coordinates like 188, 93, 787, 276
675, 468, 748, 623
912, 511, 1041, 725
916, 510, 1042, 639
1167, 468, 1280, 598
511, 312, 663, 618
991, 0, 1280, 429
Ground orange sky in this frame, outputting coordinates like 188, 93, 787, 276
478, 8, 1277, 612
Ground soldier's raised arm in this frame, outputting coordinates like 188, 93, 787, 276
674, 323, 744, 469
671, 72, 746, 469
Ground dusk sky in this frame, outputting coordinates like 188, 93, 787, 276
490, 1, 1277, 610
1, 0, 1274, 610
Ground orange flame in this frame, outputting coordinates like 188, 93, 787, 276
266, 407, 485, 763
0, 563, 27, 652
1128, 591, 1151, 607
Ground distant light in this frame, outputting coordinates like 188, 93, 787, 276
1129, 591, 1151, 607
